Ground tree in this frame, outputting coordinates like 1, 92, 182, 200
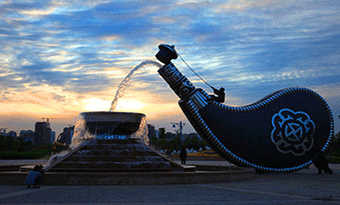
183, 134, 207, 151
329, 131, 340, 157
148, 130, 208, 152
169, 135, 180, 151
158, 127, 166, 139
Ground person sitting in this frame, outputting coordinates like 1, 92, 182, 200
210, 87, 225, 103
25, 165, 44, 188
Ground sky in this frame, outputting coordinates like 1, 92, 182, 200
0, 0, 339, 137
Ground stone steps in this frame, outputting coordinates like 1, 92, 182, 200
72, 150, 160, 157
48, 139, 174, 172
80, 144, 149, 151
54, 161, 171, 169
93, 139, 141, 144
64, 156, 165, 162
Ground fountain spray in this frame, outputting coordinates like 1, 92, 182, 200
109, 60, 161, 112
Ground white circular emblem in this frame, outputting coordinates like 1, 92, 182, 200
271, 108, 315, 156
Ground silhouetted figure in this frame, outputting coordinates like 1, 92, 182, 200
25, 165, 44, 188
313, 151, 333, 174
166, 150, 171, 158
210, 87, 225, 103
180, 148, 187, 165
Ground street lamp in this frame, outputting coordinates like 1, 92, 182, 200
171, 121, 185, 151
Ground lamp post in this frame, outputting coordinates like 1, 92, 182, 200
171, 121, 185, 151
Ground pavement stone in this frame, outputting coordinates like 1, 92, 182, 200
0, 159, 48, 167
0, 160, 339, 204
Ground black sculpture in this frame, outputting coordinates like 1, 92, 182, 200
156, 44, 334, 172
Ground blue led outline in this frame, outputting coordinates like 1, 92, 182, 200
185, 87, 334, 173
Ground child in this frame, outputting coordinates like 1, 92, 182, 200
25, 165, 43, 188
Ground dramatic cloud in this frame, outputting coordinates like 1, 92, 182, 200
0, 0, 339, 134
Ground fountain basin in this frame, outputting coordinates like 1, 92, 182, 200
81, 112, 145, 136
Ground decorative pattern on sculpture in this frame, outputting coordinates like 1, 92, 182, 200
158, 63, 196, 99
271, 108, 315, 156
189, 91, 208, 110
158, 63, 184, 85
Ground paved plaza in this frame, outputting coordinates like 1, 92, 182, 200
0, 161, 339, 204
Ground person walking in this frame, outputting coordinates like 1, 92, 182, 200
180, 147, 187, 165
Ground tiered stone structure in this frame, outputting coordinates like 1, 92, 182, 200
48, 138, 173, 172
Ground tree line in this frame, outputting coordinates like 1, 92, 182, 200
329, 131, 340, 156
0, 135, 53, 159
148, 127, 208, 152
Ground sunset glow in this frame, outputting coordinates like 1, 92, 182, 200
0, 0, 339, 135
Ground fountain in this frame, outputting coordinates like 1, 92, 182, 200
42, 60, 181, 172
45, 111, 180, 172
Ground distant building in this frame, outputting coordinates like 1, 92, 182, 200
50, 131, 56, 143
34, 122, 53, 144
56, 126, 74, 145
19, 130, 35, 142
155, 130, 159, 139
62, 126, 74, 145
147, 124, 156, 139
147, 124, 160, 139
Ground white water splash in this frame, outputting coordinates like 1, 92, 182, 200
131, 115, 149, 145
109, 60, 162, 112
70, 114, 93, 149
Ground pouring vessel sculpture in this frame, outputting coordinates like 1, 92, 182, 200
155, 44, 334, 173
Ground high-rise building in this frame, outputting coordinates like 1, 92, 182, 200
147, 124, 156, 139
56, 126, 75, 145
62, 126, 74, 145
34, 122, 53, 144
50, 131, 56, 143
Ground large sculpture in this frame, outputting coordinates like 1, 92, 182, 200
155, 44, 334, 172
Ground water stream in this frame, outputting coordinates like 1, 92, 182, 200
47, 60, 163, 166
109, 60, 162, 112
70, 60, 162, 149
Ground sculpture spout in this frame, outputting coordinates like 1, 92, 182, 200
156, 44, 196, 100
156, 45, 210, 110
158, 63, 197, 100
